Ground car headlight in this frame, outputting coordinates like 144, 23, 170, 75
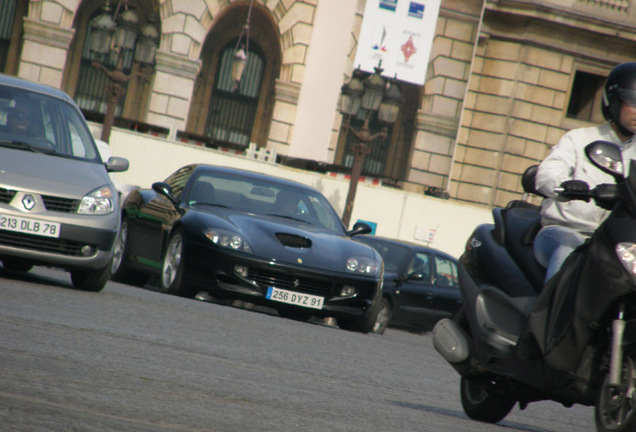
346, 256, 381, 276
204, 228, 253, 254
616, 243, 636, 277
78, 185, 116, 215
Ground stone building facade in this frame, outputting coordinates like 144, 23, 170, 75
2, 0, 636, 209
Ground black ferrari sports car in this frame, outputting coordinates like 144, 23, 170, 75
111, 164, 384, 332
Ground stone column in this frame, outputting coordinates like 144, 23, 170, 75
18, 18, 74, 88
146, 50, 201, 132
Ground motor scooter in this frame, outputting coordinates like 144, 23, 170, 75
432, 140, 636, 431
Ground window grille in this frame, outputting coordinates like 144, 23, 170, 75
343, 112, 392, 177
204, 43, 264, 148
0, 0, 16, 72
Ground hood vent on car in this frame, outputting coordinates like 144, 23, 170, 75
276, 233, 312, 249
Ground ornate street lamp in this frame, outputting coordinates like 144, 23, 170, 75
89, 1, 159, 143
231, 0, 255, 91
340, 64, 403, 228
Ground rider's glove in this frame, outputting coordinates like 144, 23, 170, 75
557, 180, 590, 202
594, 183, 618, 210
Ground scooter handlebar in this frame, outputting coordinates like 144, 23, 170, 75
554, 183, 618, 209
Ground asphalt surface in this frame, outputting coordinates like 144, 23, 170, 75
0, 266, 594, 431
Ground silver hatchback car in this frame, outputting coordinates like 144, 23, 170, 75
0, 74, 128, 291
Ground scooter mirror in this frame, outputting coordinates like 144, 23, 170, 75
585, 140, 624, 179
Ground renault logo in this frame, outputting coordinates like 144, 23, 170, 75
22, 194, 36, 211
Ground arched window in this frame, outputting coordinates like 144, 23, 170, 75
204, 41, 264, 148
0, 0, 27, 75
342, 113, 393, 177
74, 10, 135, 122
65, 2, 159, 131
74, 34, 133, 119
336, 80, 418, 184
0, 0, 16, 72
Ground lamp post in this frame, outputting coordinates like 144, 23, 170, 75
339, 64, 402, 228
88, 1, 158, 143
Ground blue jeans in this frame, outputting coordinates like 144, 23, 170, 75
533, 225, 587, 282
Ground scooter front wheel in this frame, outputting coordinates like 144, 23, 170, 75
460, 375, 516, 423
595, 356, 636, 432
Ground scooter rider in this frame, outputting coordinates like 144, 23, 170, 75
534, 62, 636, 282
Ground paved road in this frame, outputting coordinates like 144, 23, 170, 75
0, 266, 594, 432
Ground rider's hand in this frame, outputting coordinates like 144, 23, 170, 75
594, 183, 618, 210
557, 180, 590, 202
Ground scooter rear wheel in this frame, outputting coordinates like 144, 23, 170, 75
595, 356, 636, 432
460, 375, 516, 423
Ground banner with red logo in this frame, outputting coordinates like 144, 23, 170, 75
354, 0, 441, 85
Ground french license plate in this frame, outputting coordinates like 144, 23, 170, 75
266, 287, 324, 310
0, 214, 61, 238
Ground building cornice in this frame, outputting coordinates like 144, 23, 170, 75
275, 79, 301, 105
485, 0, 636, 40
416, 111, 459, 137
22, 18, 74, 49
155, 50, 201, 79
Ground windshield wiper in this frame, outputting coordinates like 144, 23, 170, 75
194, 202, 229, 208
267, 214, 312, 224
0, 140, 55, 155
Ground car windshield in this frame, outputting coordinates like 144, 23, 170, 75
0, 86, 100, 162
356, 238, 410, 273
186, 172, 346, 233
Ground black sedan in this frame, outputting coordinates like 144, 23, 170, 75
355, 235, 461, 334
111, 164, 384, 333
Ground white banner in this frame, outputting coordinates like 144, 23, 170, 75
354, 0, 441, 85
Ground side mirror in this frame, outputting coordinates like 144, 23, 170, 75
105, 156, 129, 173
408, 272, 425, 281
152, 181, 184, 214
348, 221, 372, 236
585, 140, 624, 179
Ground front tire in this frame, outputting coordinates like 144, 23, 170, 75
595, 356, 636, 432
1, 257, 33, 272
110, 218, 148, 287
71, 264, 111, 292
460, 375, 516, 423
338, 293, 382, 334
371, 298, 392, 334
160, 229, 197, 298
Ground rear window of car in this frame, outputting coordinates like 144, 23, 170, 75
357, 238, 409, 272
434, 256, 458, 287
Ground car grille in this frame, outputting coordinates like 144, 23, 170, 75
0, 230, 88, 256
0, 187, 17, 204
42, 195, 79, 213
249, 268, 339, 297
0, 187, 79, 213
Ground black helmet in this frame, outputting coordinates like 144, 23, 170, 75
602, 62, 636, 133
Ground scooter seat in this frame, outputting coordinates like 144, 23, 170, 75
502, 207, 546, 292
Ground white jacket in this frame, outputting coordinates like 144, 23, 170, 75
536, 122, 636, 234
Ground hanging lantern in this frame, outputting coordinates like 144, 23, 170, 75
340, 68, 365, 116
361, 64, 386, 112
378, 79, 403, 124
231, 46, 248, 84
134, 18, 159, 65
89, 3, 115, 54
114, 7, 139, 50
